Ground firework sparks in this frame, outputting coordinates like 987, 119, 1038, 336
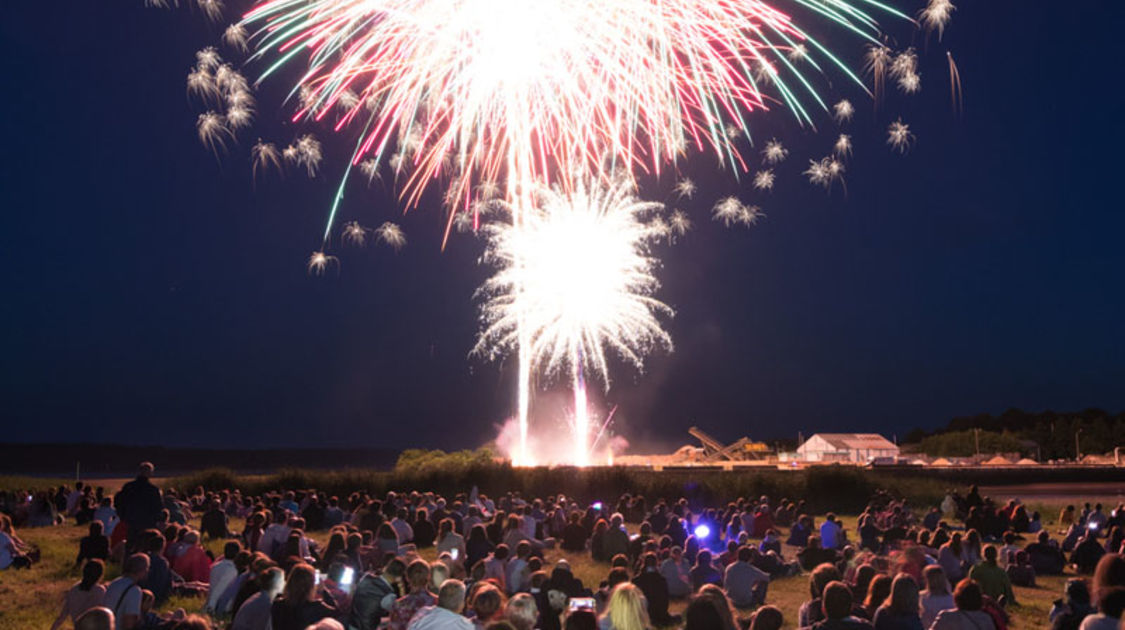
887, 118, 915, 153
762, 140, 789, 165
197, 0, 224, 21
753, 170, 776, 191
804, 156, 846, 190
834, 134, 853, 158
375, 222, 407, 251
307, 250, 338, 275
948, 52, 964, 116
235, 0, 906, 238
674, 178, 697, 199
668, 210, 692, 239
865, 44, 892, 102
284, 134, 322, 177
474, 177, 672, 465
196, 111, 231, 154
342, 221, 370, 246
222, 23, 249, 51
833, 99, 855, 124
920, 0, 956, 40
251, 140, 282, 180
713, 197, 762, 228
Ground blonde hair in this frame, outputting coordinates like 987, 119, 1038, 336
604, 583, 650, 630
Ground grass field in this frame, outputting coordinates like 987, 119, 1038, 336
0, 507, 1080, 630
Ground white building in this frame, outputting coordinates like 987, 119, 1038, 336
796, 433, 899, 463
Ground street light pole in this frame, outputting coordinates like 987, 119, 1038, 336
1076, 428, 1083, 462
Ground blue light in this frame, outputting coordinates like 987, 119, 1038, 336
694, 524, 711, 539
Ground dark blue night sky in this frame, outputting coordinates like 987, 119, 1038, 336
2, 2, 1122, 451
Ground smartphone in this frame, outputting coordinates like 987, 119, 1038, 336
569, 597, 596, 612
340, 567, 355, 593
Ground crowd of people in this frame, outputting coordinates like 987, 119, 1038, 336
7, 465, 1125, 630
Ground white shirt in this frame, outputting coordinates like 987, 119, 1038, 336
407, 606, 474, 630
206, 558, 239, 613
104, 577, 142, 630
920, 591, 955, 629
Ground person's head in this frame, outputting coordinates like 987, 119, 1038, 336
138, 462, 154, 479
283, 563, 317, 604
306, 621, 346, 630
810, 562, 842, 599
887, 574, 920, 615
123, 553, 151, 581
88, 521, 104, 537
607, 567, 630, 589
223, 540, 242, 561
384, 557, 407, 583
605, 583, 649, 630
923, 565, 950, 596
737, 545, 753, 563
472, 583, 505, 621
822, 581, 855, 620
1098, 588, 1125, 619
258, 566, 284, 598
565, 609, 597, 630
865, 574, 892, 610
494, 544, 510, 561
953, 578, 984, 611
75, 607, 115, 630
749, 605, 783, 630
438, 579, 467, 613
1093, 554, 1125, 599
506, 593, 538, 630
642, 552, 658, 571
983, 545, 998, 563
406, 559, 431, 591
684, 595, 724, 630
80, 559, 105, 591
1064, 578, 1091, 607
431, 561, 450, 590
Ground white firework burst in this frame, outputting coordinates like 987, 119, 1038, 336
359, 158, 380, 184
251, 140, 282, 180
226, 104, 253, 130
762, 140, 788, 165
887, 119, 915, 153
668, 209, 692, 238
804, 157, 846, 190
197, 0, 224, 22
712, 197, 749, 227
453, 211, 476, 234
833, 99, 855, 124
897, 71, 921, 94
919, 0, 956, 39
196, 111, 231, 154
194, 47, 221, 71
342, 221, 370, 246
787, 43, 808, 62
476, 180, 501, 199
375, 222, 407, 251
186, 67, 218, 103
291, 134, 322, 177
753, 169, 775, 192
307, 251, 338, 276
674, 178, 697, 199
834, 134, 853, 158
222, 23, 249, 51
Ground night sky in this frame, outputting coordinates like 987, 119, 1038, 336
2, 3, 1123, 452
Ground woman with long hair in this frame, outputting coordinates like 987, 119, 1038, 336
599, 583, 650, 630
864, 574, 893, 619
920, 565, 955, 629
50, 559, 106, 630
466, 524, 495, 570
873, 573, 923, 630
938, 533, 966, 583
270, 562, 337, 630
697, 584, 739, 630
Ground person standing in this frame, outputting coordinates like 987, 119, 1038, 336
114, 463, 162, 552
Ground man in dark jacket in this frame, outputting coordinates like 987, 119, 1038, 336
633, 552, 678, 626
115, 462, 162, 551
